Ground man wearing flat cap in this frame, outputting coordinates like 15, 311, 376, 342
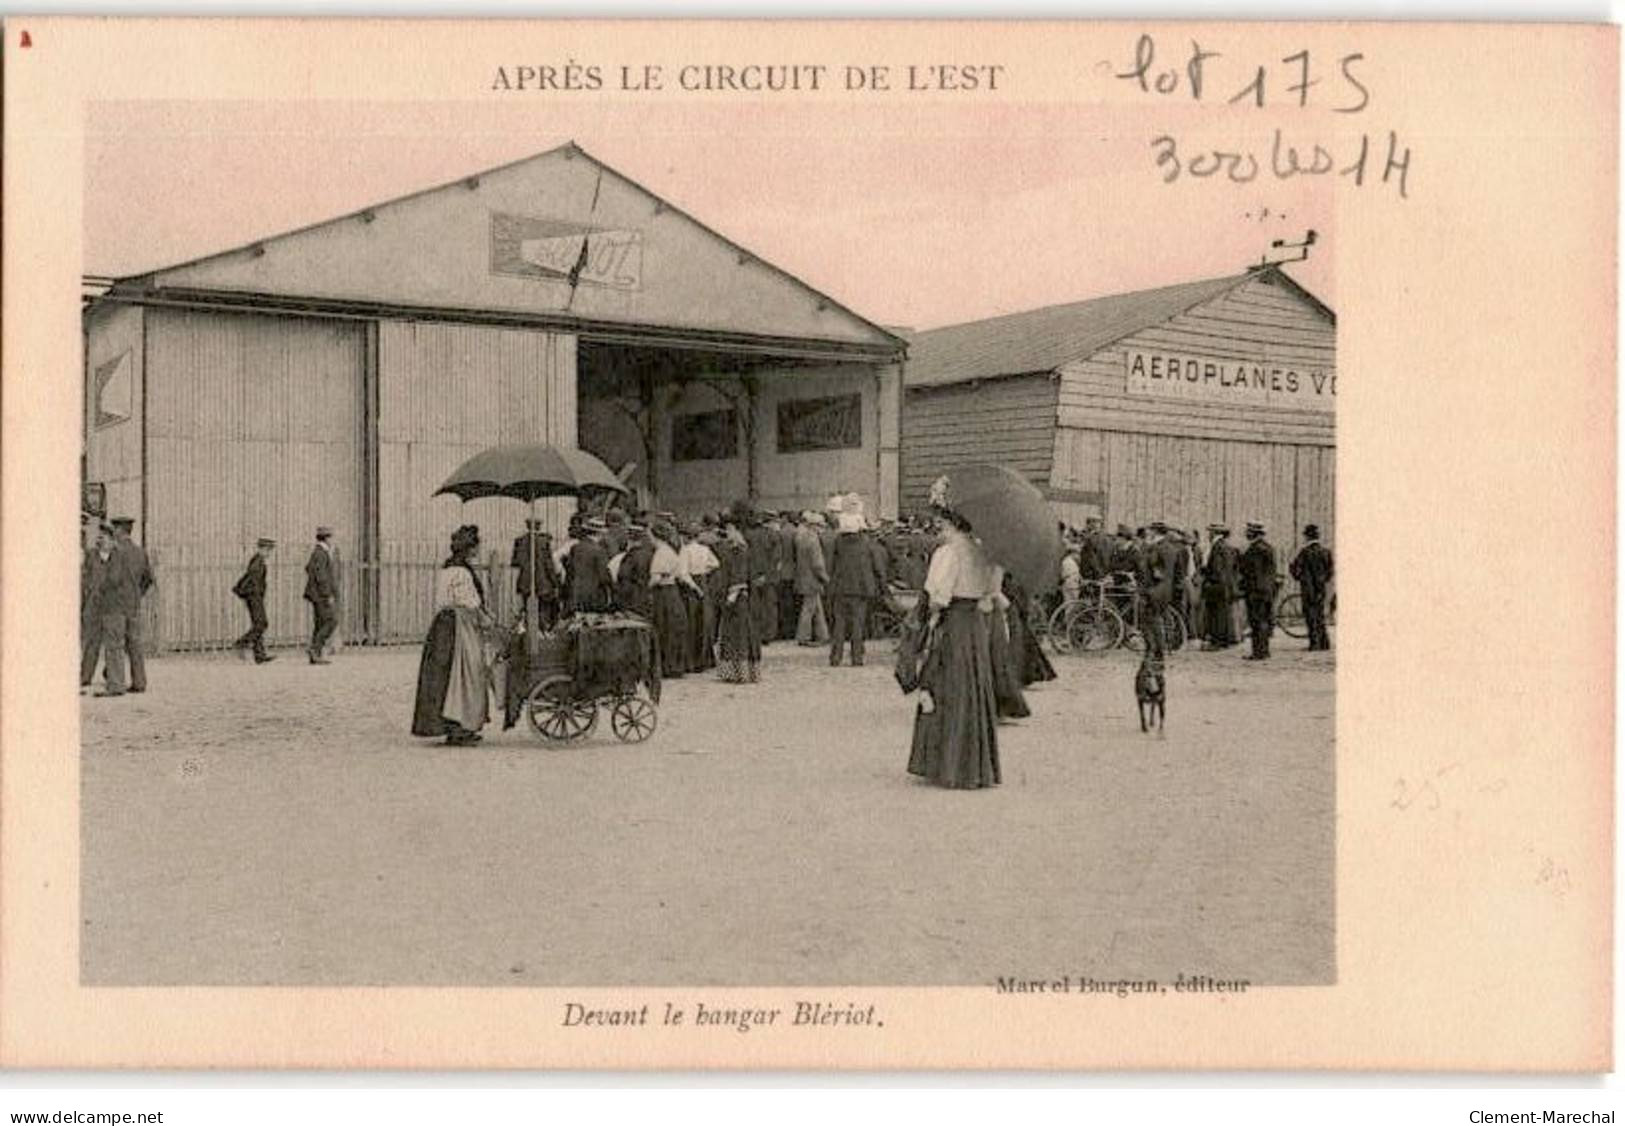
304, 526, 339, 665
1289, 524, 1334, 651
1239, 521, 1278, 660
233, 537, 277, 664
1200, 524, 1241, 649
80, 521, 115, 692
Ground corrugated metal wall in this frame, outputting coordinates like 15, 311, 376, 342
899, 373, 1057, 513
377, 321, 576, 639
144, 309, 365, 648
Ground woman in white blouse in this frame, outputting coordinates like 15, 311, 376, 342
906, 505, 1002, 789
411, 524, 494, 746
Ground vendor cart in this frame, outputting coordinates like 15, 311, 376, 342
503, 612, 662, 744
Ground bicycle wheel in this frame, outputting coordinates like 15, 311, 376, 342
1047, 602, 1077, 655
1161, 606, 1187, 651
1068, 604, 1124, 653
1276, 593, 1307, 638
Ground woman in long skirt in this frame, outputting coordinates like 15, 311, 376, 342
907, 506, 1000, 790
714, 515, 760, 684
1002, 571, 1056, 687
648, 522, 694, 679
679, 525, 719, 673
412, 524, 493, 746
987, 566, 1031, 720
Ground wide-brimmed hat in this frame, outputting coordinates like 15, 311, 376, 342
1207, 523, 1230, 535
256, 536, 277, 548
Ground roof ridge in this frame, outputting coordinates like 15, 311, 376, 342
913, 272, 1252, 337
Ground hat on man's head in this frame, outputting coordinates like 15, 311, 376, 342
585, 517, 607, 532
1207, 523, 1230, 535
1245, 521, 1266, 537
110, 516, 135, 529
1115, 523, 1132, 537
1149, 520, 1169, 533
1302, 524, 1320, 539
256, 537, 277, 548
315, 525, 334, 538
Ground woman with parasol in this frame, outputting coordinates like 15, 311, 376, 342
906, 467, 1062, 790
906, 478, 1002, 789
412, 524, 495, 746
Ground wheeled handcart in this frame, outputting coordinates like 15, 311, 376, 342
502, 613, 662, 744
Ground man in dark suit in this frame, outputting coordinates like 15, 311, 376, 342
233, 537, 277, 664
1201, 524, 1241, 649
98, 516, 154, 696
566, 519, 613, 614
303, 526, 338, 665
1137, 522, 1182, 659
1077, 516, 1110, 583
828, 516, 887, 666
511, 518, 562, 631
1239, 521, 1279, 660
81, 521, 115, 692
1289, 523, 1335, 651
614, 523, 655, 619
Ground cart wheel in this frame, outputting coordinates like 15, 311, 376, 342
609, 694, 658, 743
526, 675, 598, 742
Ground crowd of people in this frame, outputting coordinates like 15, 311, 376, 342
1054, 516, 1334, 661
82, 488, 1333, 797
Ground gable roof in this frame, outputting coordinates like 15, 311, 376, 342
105, 142, 903, 358
905, 269, 1326, 388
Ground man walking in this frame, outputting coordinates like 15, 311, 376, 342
828, 513, 886, 666
303, 526, 339, 665
1201, 524, 1240, 649
98, 516, 154, 696
793, 511, 830, 645
233, 537, 277, 664
1239, 521, 1278, 660
1289, 524, 1335, 651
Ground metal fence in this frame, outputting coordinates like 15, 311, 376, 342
134, 544, 530, 654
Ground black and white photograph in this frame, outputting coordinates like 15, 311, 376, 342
2, 17, 1613, 1077
74, 94, 1340, 991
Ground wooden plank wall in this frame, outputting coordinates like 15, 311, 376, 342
1049, 271, 1335, 552
143, 308, 365, 647
377, 321, 576, 640
899, 374, 1057, 513
1055, 273, 1335, 447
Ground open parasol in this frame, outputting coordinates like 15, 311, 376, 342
435, 444, 628, 503
934, 463, 1063, 593
435, 444, 628, 645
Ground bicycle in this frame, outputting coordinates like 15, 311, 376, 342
1048, 575, 1185, 655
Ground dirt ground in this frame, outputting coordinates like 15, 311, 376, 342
81, 631, 1334, 988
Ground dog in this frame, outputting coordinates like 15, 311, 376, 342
1135, 657, 1166, 734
